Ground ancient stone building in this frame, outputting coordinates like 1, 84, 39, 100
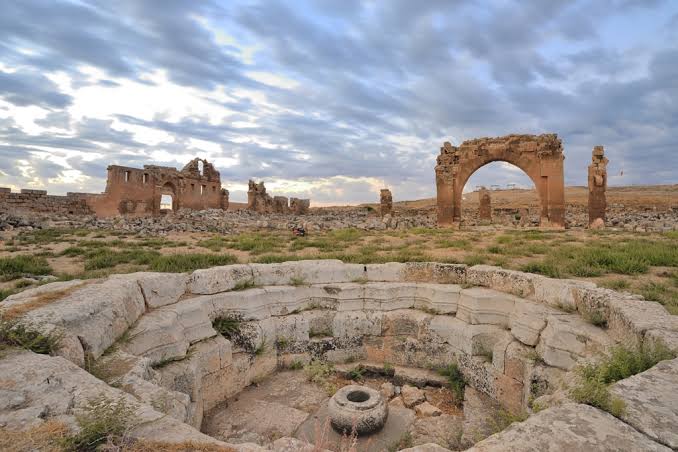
380, 189, 393, 217
479, 187, 492, 221
436, 134, 565, 228
247, 180, 310, 214
588, 146, 608, 228
87, 158, 229, 217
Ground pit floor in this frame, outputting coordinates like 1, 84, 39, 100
201, 369, 494, 451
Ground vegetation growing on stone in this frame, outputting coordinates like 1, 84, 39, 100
0, 319, 62, 355
437, 363, 466, 404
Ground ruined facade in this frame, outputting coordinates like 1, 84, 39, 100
588, 146, 608, 228
247, 180, 310, 214
435, 134, 565, 228
88, 158, 229, 217
479, 187, 492, 221
380, 189, 393, 217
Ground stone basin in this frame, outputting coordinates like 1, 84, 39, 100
328, 384, 388, 435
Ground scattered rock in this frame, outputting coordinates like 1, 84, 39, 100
402, 385, 426, 408
415, 401, 442, 417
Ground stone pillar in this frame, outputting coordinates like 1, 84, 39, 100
479, 187, 492, 222
380, 189, 393, 217
290, 198, 310, 215
588, 146, 608, 228
220, 189, 229, 211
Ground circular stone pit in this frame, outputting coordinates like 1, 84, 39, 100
328, 384, 388, 435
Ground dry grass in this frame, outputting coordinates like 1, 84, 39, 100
123, 440, 236, 452
0, 420, 70, 452
1, 283, 85, 320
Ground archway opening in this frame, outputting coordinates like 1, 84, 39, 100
462, 161, 540, 226
160, 194, 174, 210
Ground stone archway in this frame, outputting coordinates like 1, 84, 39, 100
435, 134, 565, 228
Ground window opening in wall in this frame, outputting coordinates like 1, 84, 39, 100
201, 184, 206, 195
191, 183, 195, 191
160, 194, 173, 210
212, 186, 216, 192
198, 160, 204, 176
124, 171, 130, 182
143, 173, 149, 184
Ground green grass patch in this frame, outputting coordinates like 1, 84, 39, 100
571, 342, 675, 416
197, 235, 230, 252
224, 233, 284, 255
463, 254, 488, 266
149, 253, 238, 273
0, 255, 52, 281
437, 363, 466, 404
252, 254, 307, 264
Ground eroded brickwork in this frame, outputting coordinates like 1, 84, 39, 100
248, 180, 310, 214
588, 146, 608, 228
435, 134, 565, 228
479, 188, 492, 221
0, 188, 93, 215
380, 189, 393, 217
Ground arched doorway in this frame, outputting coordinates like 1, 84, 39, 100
158, 182, 177, 213
435, 134, 565, 228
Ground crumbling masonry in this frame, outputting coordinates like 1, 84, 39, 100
588, 146, 608, 228
435, 134, 565, 228
247, 180, 310, 214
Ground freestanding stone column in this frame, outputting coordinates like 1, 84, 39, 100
479, 187, 492, 222
380, 189, 393, 217
588, 146, 608, 228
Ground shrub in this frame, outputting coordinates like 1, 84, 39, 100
212, 315, 241, 338
571, 342, 675, 416
521, 261, 562, 278
0, 255, 52, 280
437, 363, 466, 403
62, 395, 138, 451
149, 253, 237, 273
0, 319, 62, 354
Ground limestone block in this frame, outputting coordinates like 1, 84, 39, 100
332, 310, 382, 338
610, 358, 678, 449
415, 401, 442, 417
606, 296, 677, 347
494, 373, 524, 413
188, 264, 254, 295
365, 262, 406, 281
456, 287, 516, 327
1, 279, 86, 305
401, 384, 426, 407
536, 315, 612, 370
191, 336, 232, 376
121, 374, 191, 423
490, 331, 514, 373
116, 272, 188, 308
503, 341, 534, 383
509, 301, 561, 346
381, 309, 431, 337
402, 262, 467, 284
467, 265, 540, 298
428, 316, 504, 355
645, 329, 678, 353
363, 282, 417, 311
276, 313, 310, 342
326, 283, 364, 311
206, 288, 271, 321
533, 277, 595, 312
123, 310, 190, 364
251, 260, 364, 286
466, 403, 670, 452
415, 283, 460, 314
264, 285, 326, 315
19, 277, 145, 360
165, 298, 217, 344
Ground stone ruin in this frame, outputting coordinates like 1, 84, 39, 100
0, 158, 230, 218
589, 145, 609, 228
380, 189, 393, 217
478, 187, 492, 221
247, 179, 310, 214
1, 260, 676, 451
436, 134, 565, 228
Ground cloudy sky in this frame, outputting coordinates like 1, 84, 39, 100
0, 0, 676, 205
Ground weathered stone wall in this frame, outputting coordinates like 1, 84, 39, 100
436, 134, 566, 228
248, 180, 310, 214
0, 187, 93, 215
380, 189, 393, 217
290, 197, 310, 215
588, 146, 608, 228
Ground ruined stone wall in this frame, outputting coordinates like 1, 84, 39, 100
248, 180, 310, 214
588, 146, 608, 228
0, 188, 93, 215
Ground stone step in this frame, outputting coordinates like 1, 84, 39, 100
334, 361, 449, 388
